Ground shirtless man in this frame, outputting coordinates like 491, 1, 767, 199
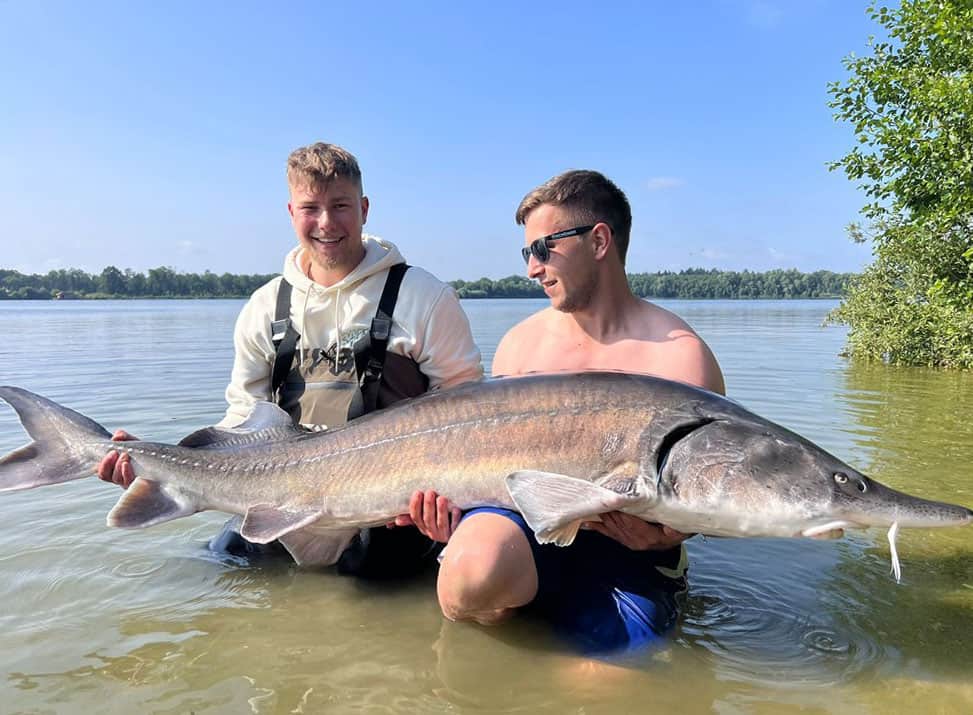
408, 169, 725, 654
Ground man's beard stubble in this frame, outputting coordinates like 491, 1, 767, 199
555, 270, 598, 314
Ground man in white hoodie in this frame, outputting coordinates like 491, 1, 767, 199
99, 142, 483, 575
220, 143, 482, 431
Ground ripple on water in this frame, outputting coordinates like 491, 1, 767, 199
110, 558, 169, 579
678, 536, 897, 688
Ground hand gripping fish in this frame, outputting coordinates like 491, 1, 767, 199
1, 373, 970, 579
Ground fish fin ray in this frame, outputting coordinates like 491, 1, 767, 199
538, 519, 589, 546
597, 472, 640, 496
506, 469, 639, 546
240, 504, 323, 544
107, 478, 198, 528
279, 526, 360, 566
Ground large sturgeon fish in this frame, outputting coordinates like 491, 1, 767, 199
1, 373, 970, 578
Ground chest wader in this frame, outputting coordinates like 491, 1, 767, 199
270, 263, 429, 428
265, 263, 438, 578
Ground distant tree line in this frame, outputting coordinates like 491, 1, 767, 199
0, 266, 854, 300
0, 266, 277, 300
453, 269, 854, 299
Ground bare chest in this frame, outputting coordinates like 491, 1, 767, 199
515, 336, 662, 374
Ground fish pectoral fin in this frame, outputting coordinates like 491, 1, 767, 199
279, 525, 360, 567
239, 504, 323, 544
505, 470, 640, 547
537, 519, 588, 547
107, 478, 198, 528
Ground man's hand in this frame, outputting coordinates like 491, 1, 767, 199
95, 430, 139, 489
582, 512, 689, 551
389, 490, 461, 543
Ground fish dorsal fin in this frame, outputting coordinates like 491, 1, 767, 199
239, 504, 323, 544
178, 402, 303, 450
505, 470, 640, 546
107, 478, 199, 528
235, 401, 296, 431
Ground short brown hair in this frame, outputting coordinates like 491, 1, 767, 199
515, 170, 633, 265
287, 142, 363, 193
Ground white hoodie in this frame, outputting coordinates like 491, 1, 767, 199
220, 235, 483, 427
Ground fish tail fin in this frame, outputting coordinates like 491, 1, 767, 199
0, 386, 111, 492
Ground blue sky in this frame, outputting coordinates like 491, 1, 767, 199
1, 1, 881, 281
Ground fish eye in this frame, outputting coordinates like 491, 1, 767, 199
833, 472, 848, 484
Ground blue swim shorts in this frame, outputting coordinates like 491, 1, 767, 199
461, 507, 687, 656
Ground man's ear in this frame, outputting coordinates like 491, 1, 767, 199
591, 222, 613, 260
361, 196, 370, 225
287, 202, 295, 219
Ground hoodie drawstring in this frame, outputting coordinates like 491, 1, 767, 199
299, 282, 312, 357
334, 286, 342, 356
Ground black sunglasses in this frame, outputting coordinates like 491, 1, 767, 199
520, 225, 596, 264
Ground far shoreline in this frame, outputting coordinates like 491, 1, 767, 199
0, 294, 847, 302
2, 267, 856, 302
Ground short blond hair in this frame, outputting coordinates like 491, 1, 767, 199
286, 142, 363, 193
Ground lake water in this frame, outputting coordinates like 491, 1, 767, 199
1, 298, 971, 714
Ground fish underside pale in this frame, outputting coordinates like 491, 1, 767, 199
1, 373, 970, 579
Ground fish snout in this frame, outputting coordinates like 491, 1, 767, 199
842, 474, 973, 529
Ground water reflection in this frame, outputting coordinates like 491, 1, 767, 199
840, 362, 973, 501
827, 361, 973, 679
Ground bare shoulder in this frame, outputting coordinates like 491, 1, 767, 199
492, 308, 559, 376
636, 301, 695, 337
638, 302, 726, 394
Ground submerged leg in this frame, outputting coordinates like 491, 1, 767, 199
437, 509, 538, 625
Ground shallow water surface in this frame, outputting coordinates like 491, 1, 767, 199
1, 298, 971, 713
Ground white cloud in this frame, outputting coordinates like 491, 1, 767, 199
646, 177, 686, 192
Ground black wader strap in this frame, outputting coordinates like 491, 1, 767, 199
270, 278, 301, 404
360, 263, 409, 414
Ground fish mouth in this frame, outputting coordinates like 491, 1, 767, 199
800, 520, 857, 539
